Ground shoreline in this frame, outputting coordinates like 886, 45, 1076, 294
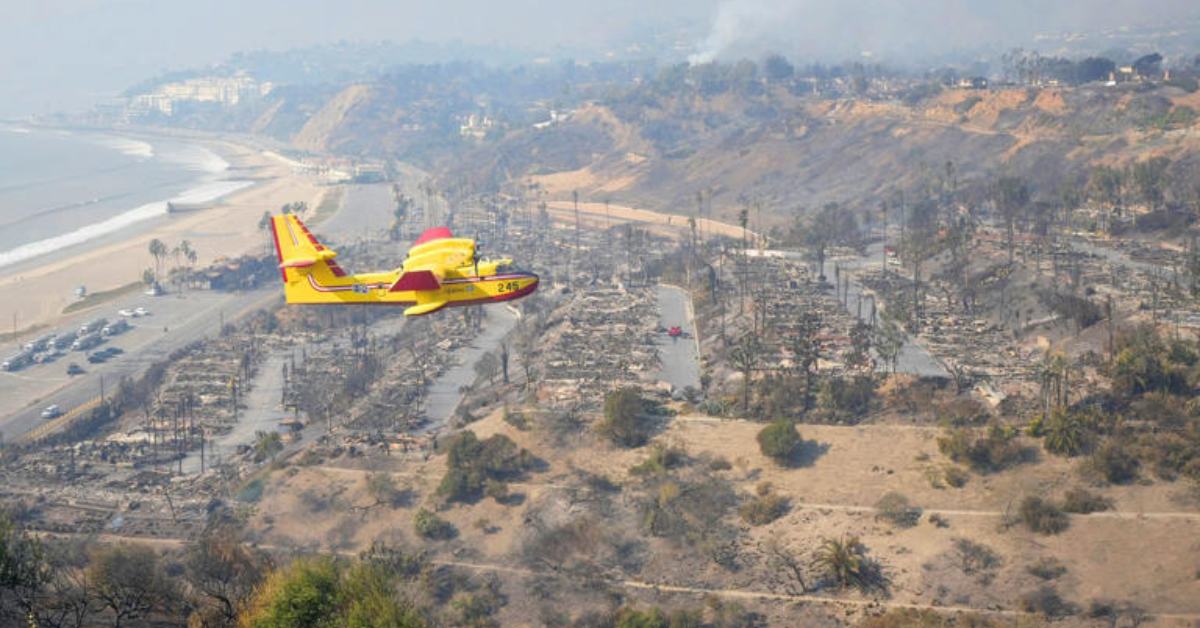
0, 132, 330, 335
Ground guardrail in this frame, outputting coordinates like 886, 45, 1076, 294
17, 396, 103, 444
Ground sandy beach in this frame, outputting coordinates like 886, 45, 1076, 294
0, 139, 328, 333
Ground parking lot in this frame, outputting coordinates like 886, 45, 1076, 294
0, 286, 277, 443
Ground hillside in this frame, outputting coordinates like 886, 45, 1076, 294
439, 81, 1200, 225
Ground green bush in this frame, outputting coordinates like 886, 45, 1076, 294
630, 444, 685, 476
1026, 557, 1067, 580
240, 557, 341, 628
437, 431, 535, 502
937, 425, 1026, 473
1018, 497, 1068, 535
708, 456, 733, 471
1061, 488, 1111, 514
1112, 325, 1191, 400
1087, 440, 1138, 484
874, 492, 919, 527
738, 491, 789, 525
757, 419, 801, 464
240, 552, 429, 628
1018, 584, 1073, 618
817, 376, 876, 420
953, 538, 1001, 574
413, 508, 455, 540
600, 388, 652, 447
942, 465, 969, 488
483, 480, 509, 503
236, 478, 265, 503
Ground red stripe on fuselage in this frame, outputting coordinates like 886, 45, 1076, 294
299, 275, 538, 307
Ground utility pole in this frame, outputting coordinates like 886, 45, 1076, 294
573, 190, 580, 289
880, 200, 888, 279
1106, 295, 1115, 364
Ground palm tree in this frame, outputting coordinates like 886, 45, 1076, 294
1038, 351, 1070, 413
148, 239, 167, 283
730, 332, 761, 414
253, 431, 283, 463
738, 206, 750, 250
814, 536, 866, 591
258, 211, 273, 255
1043, 407, 1084, 456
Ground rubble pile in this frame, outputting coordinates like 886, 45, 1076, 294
748, 256, 861, 372
534, 287, 660, 411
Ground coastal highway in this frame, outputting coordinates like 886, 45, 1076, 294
0, 287, 278, 443
0, 171, 430, 446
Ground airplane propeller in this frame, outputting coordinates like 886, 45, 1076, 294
473, 237, 483, 277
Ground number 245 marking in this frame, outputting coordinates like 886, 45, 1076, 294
496, 281, 520, 293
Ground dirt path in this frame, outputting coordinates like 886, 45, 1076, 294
539, 200, 764, 243
308, 463, 1200, 521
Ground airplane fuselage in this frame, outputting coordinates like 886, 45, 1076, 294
284, 266, 539, 308
271, 214, 537, 316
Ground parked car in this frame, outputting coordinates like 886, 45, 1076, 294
118, 309, 135, 317
2, 352, 33, 371
71, 332, 102, 351
41, 405, 62, 419
101, 319, 129, 336
87, 353, 107, 364
79, 318, 108, 335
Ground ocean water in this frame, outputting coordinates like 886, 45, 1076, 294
0, 126, 251, 268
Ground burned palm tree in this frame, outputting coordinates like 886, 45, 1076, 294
814, 536, 868, 591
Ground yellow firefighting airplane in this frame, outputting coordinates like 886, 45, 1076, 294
270, 214, 538, 316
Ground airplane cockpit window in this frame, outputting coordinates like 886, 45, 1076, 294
494, 263, 514, 274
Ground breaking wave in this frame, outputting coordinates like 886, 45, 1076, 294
0, 179, 252, 268
98, 137, 155, 159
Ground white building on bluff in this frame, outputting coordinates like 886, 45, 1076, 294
130, 74, 273, 116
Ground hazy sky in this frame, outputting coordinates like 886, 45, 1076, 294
2, 0, 1198, 118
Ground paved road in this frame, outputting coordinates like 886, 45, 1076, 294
0, 172, 429, 445
317, 168, 427, 246
823, 244, 949, 378
420, 306, 518, 434
318, 184, 397, 244
179, 349, 289, 474
654, 285, 701, 393
0, 287, 278, 443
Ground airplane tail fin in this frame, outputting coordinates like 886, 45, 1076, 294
270, 214, 346, 300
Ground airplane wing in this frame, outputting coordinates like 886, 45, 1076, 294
396, 270, 448, 316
